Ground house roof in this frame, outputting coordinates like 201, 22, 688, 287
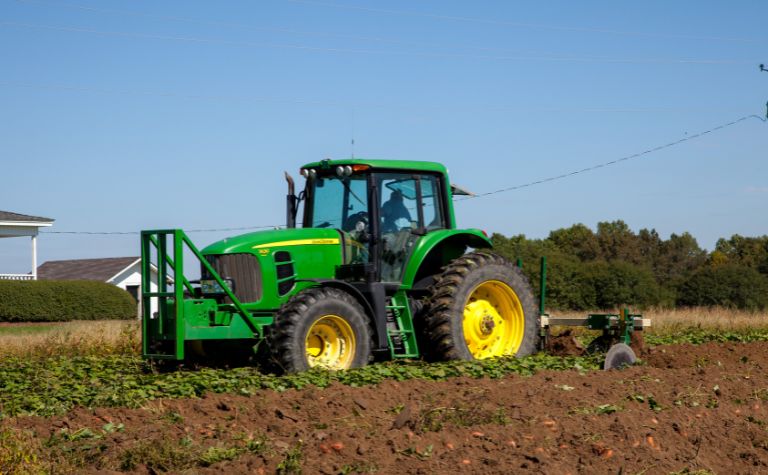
0, 210, 54, 223
38, 257, 140, 282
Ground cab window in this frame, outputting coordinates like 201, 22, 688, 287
378, 173, 446, 282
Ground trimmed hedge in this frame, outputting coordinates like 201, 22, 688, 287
0, 280, 136, 322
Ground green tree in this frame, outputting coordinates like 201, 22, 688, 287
576, 260, 664, 310
715, 235, 768, 275
491, 233, 585, 310
677, 264, 768, 310
596, 220, 642, 264
491, 223, 766, 311
547, 223, 601, 262
655, 232, 707, 286
637, 228, 662, 265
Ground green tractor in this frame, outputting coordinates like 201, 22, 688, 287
141, 159, 541, 372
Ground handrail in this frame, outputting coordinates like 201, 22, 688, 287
0, 274, 34, 281
147, 234, 195, 294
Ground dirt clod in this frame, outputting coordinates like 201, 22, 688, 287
391, 404, 413, 430
546, 330, 585, 356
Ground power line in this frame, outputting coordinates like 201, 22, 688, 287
12, 0, 761, 45
286, 0, 762, 44
9, 0, 572, 56
37, 113, 766, 235
0, 21, 754, 65
0, 81, 352, 108
457, 114, 768, 201
0, 81, 737, 115
13, 0, 437, 48
0, 21, 384, 54
13, 0, 755, 59
42, 225, 283, 236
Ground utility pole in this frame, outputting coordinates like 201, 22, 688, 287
762, 65, 768, 119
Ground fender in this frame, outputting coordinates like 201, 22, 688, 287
400, 229, 492, 289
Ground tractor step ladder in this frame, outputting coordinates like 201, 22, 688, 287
385, 292, 419, 358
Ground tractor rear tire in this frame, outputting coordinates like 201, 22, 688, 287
268, 287, 373, 373
423, 251, 539, 361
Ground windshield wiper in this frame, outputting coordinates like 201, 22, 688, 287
341, 178, 366, 207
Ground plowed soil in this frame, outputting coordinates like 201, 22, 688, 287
7, 341, 768, 474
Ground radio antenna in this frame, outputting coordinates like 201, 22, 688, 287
350, 108, 356, 158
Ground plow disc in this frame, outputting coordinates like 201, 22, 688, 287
603, 343, 637, 370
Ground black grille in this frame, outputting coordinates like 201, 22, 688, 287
203, 253, 262, 303
276, 264, 293, 279
274, 252, 296, 296
278, 280, 295, 296
274, 251, 291, 263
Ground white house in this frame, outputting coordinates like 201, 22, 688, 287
37, 257, 159, 317
0, 210, 54, 280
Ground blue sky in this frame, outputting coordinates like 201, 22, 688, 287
1, 0, 766, 273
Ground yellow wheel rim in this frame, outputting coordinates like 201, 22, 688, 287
305, 315, 356, 370
463, 280, 525, 359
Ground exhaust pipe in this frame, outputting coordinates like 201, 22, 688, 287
285, 172, 297, 228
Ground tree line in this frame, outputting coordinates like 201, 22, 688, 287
491, 220, 768, 311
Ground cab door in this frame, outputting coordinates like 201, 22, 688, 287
376, 173, 447, 283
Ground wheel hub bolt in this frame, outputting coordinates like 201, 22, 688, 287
481, 314, 495, 335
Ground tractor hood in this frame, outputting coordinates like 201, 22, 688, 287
201, 227, 342, 256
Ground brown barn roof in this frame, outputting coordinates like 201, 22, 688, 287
37, 257, 139, 282
0, 210, 54, 223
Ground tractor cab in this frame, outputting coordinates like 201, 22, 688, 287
290, 159, 454, 283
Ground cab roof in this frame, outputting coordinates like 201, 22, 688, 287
301, 158, 448, 175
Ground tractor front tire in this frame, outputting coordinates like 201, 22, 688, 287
423, 251, 539, 361
269, 287, 373, 373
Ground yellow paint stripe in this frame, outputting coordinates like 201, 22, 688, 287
252, 238, 340, 249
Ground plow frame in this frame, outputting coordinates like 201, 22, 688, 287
535, 256, 651, 350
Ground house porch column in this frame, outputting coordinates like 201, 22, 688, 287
31, 233, 37, 280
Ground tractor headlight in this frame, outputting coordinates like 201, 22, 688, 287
344, 165, 353, 176
300, 169, 309, 178
336, 165, 345, 177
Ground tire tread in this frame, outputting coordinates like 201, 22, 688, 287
268, 287, 373, 373
422, 251, 539, 361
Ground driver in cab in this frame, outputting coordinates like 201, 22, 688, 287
381, 190, 411, 233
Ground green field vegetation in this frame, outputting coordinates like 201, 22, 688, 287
1, 320, 768, 420
0, 314, 767, 474
0, 352, 603, 419
493, 221, 768, 310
